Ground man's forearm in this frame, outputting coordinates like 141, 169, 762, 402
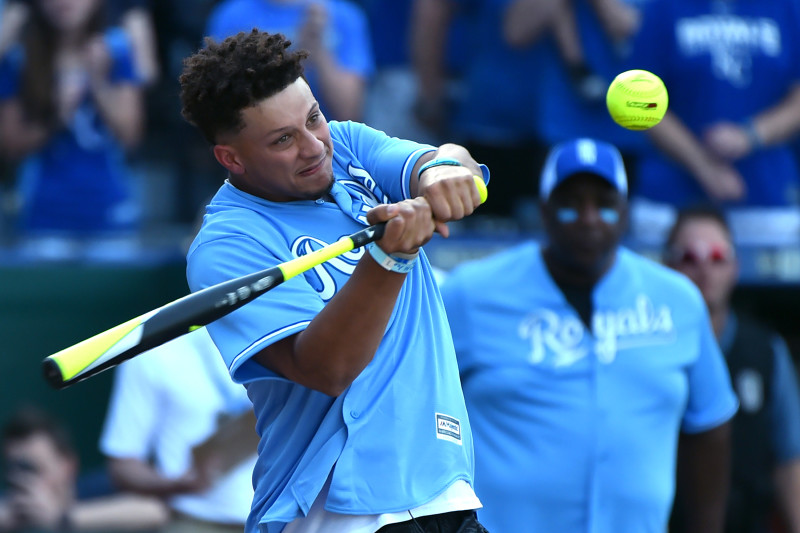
411, 0, 452, 101
750, 84, 800, 147
646, 111, 712, 178
108, 457, 198, 497
70, 494, 169, 531
774, 459, 800, 533
677, 422, 732, 533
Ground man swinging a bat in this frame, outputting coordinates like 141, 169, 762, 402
179, 29, 490, 533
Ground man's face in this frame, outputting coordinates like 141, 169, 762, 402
4, 434, 75, 499
667, 218, 737, 313
542, 173, 627, 278
218, 78, 335, 202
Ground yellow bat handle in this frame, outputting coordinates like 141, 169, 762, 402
473, 175, 488, 204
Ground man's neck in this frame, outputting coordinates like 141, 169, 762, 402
542, 247, 614, 288
709, 305, 730, 340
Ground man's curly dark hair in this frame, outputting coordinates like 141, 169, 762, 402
179, 30, 309, 144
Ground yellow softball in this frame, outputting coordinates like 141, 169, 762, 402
606, 69, 669, 131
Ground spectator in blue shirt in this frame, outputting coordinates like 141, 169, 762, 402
503, 0, 650, 155
0, 0, 146, 260
412, 0, 545, 221
204, 0, 375, 122
626, 0, 800, 246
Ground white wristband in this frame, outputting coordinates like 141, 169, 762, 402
368, 243, 419, 274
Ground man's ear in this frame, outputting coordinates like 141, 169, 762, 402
539, 198, 552, 222
538, 199, 556, 237
617, 199, 630, 234
213, 145, 245, 175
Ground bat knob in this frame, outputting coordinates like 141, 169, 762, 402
42, 359, 68, 390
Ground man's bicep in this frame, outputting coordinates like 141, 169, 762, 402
683, 315, 738, 432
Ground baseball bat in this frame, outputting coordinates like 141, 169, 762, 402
43, 177, 488, 389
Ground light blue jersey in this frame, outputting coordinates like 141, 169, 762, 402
440, 242, 738, 533
187, 121, 479, 533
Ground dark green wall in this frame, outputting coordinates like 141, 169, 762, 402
0, 261, 188, 471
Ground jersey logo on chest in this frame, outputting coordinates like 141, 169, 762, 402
291, 236, 364, 302
519, 294, 675, 366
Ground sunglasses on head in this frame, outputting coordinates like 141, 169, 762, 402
670, 242, 734, 266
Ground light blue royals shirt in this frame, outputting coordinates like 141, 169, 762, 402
187, 121, 483, 533
440, 242, 738, 533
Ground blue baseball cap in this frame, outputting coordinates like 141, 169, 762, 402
539, 138, 628, 200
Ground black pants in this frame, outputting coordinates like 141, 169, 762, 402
377, 510, 490, 533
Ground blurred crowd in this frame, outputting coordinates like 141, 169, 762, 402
0, 0, 799, 263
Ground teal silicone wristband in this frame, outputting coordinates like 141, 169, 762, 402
418, 158, 463, 175
368, 243, 419, 274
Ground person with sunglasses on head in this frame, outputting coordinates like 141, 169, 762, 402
664, 205, 800, 533
439, 137, 738, 533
